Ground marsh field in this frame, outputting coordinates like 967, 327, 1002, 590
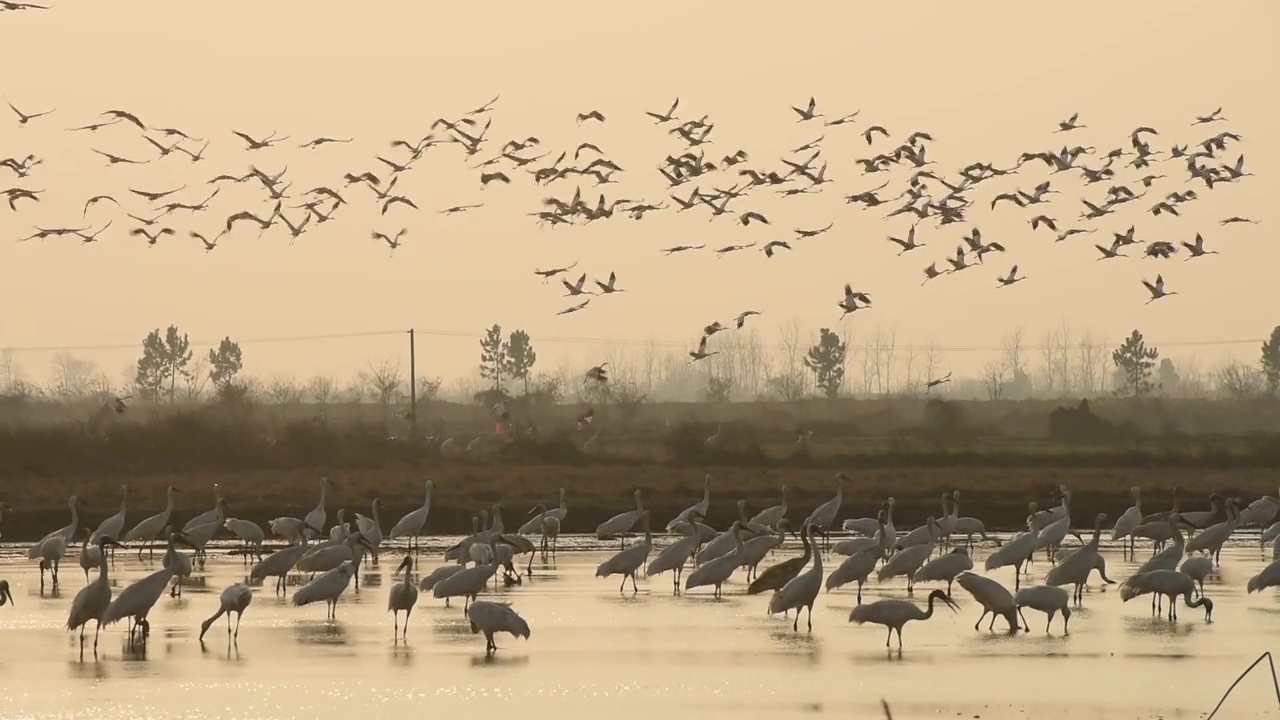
2, 395, 1278, 539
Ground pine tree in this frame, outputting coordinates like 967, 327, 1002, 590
479, 324, 506, 389
1261, 325, 1280, 396
503, 329, 537, 393
804, 328, 847, 399
1112, 329, 1158, 397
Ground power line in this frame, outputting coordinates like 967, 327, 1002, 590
0, 328, 1265, 355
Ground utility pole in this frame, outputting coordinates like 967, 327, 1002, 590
408, 328, 417, 436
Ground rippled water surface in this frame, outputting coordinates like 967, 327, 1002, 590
2, 535, 1279, 719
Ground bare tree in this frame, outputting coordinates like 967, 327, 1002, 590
872, 327, 897, 394
266, 375, 304, 405
0, 349, 21, 392
859, 340, 876, 394
1215, 361, 1263, 400
769, 317, 810, 399
360, 359, 404, 407
902, 346, 919, 395
923, 338, 943, 387
48, 351, 100, 401
1002, 326, 1026, 381
1055, 319, 1075, 394
980, 360, 1008, 400
1038, 326, 1058, 396
1077, 332, 1105, 396
639, 341, 659, 396
1178, 356, 1210, 399
184, 356, 211, 401
307, 375, 336, 405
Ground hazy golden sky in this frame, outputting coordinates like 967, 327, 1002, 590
1, 0, 1275, 387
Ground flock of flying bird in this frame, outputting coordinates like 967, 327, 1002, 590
1, 96, 1258, 364
5, 475, 1280, 656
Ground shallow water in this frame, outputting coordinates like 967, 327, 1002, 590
1, 535, 1278, 720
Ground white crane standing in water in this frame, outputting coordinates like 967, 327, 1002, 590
200, 584, 253, 643
388, 480, 433, 552
90, 485, 128, 560
596, 511, 654, 593
124, 485, 181, 560
303, 476, 333, 540
768, 524, 824, 631
183, 483, 223, 532
388, 554, 419, 638
293, 559, 360, 619
66, 536, 123, 657
849, 589, 958, 649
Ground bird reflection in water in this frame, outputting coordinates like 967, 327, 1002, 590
469, 653, 529, 669
294, 620, 350, 646
767, 630, 822, 664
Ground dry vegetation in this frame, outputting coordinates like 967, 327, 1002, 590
3, 392, 1279, 541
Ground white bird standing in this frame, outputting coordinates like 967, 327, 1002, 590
646, 512, 704, 593
748, 485, 788, 530
596, 511, 654, 593
355, 498, 384, 562
224, 517, 266, 560
200, 584, 253, 643
1120, 569, 1214, 622
984, 502, 1041, 590
803, 473, 848, 551
101, 531, 197, 644
666, 474, 712, 532
29, 495, 81, 576
66, 536, 123, 656
388, 554, 419, 637
878, 517, 939, 591
849, 589, 958, 649
1034, 490, 1073, 561
1237, 489, 1280, 528
303, 476, 333, 539
955, 572, 1020, 632
1044, 512, 1108, 603
1111, 487, 1143, 558
596, 490, 646, 547
768, 524, 824, 631
293, 558, 362, 619
740, 520, 790, 581
685, 521, 748, 598
389, 480, 433, 551
90, 485, 128, 558
183, 483, 223, 532
825, 546, 881, 602
950, 492, 997, 549
1184, 497, 1239, 566
434, 545, 500, 611
517, 487, 567, 535
250, 538, 311, 595
1014, 585, 1072, 634
467, 600, 531, 655
912, 547, 974, 597
1180, 556, 1214, 598
124, 485, 181, 560
529, 504, 561, 556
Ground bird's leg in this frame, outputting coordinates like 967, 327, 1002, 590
885, 628, 892, 647
792, 611, 799, 632
1045, 616, 1051, 634
630, 572, 639, 594
896, 627, 904, 650
94, 621, 101, 653
404, 609, 411, 636
395, 611, 400, 636
806, 605, 813, 632
857, 581, 864, 605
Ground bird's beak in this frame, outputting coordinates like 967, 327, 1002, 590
173, 488, 184, 493
396, 556, 413, 575
945, 596, 960, 612
527, 507, 540, 517
102, 537, 123, 549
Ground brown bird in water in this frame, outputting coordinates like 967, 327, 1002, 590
747, 523, 815, 595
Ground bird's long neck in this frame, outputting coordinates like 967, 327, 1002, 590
202, 606, 227, 635
164, 489, 175, 514
922, 594, 941, 619
634, 493, 644, 512
799, 526, 812, 562
422, 484, 432, 510
316, 484, 327, 512
558, 489, 567, 513
372, 502, 381, 525
67, 502, 79, 534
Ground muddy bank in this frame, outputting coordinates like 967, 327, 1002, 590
0, 464, 1270, 542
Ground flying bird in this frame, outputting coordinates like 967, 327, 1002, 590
735, 311, 761, 329
232, 130, 289, 150
794, 222, 833, 239
1142, 274, 1177, 303
299, 137, 352, 149
645, 98, 680, 124
688, 336, 718, 363
997, 266, 1026, 287
762, 240, 791, 258
1055, 112, 1085, 132
558, 299, 590, 316
576, 110, 606, 125
6, 100, 54, 125
792, 97, 822, 122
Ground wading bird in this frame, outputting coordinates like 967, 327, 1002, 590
200, 584, 252, 643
